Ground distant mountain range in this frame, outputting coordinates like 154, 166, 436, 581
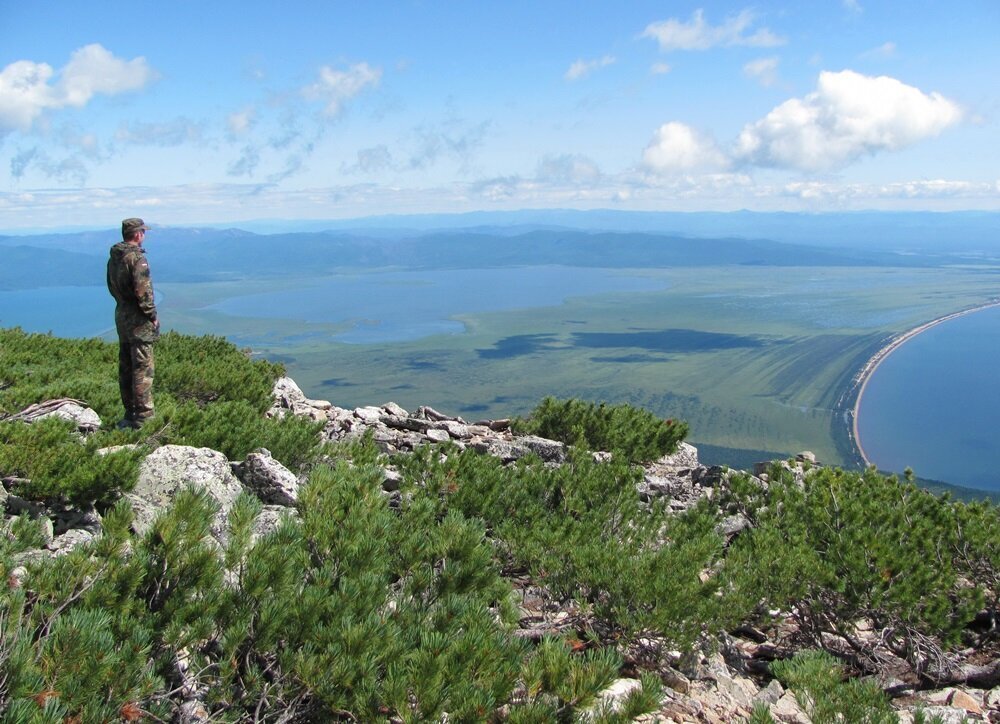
3, 210, 998, 291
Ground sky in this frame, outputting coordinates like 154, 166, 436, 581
1, 0, 998, 231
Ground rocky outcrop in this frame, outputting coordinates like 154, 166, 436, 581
3, 381, 997, 722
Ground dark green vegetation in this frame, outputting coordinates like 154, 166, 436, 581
514, 396, 689, 464
724, 465, 1000, 664
751, 650, 899, 723
0, 328, 322, 503
1, 330, 998, 721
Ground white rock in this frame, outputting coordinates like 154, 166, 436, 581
580, 678, 643, 720
425, 429, 451, 443
128, 445, 245, 543
47, 528, 96, 556
769, 692, 810, 723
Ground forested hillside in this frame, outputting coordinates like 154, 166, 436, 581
0, 224, 983, 291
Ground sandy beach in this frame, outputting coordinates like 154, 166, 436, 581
850, 300, 1000, 466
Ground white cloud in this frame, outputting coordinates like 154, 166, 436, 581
351, 145, 393, 174
0, 45, 155, 134
303, 61, 382, 117
642, 9, 785, 52
565, 55, 616, 81
9, 145, 89, 185
783, 178, 993, 202
643, 121, 727, 173
58, 44, 156, 106
536, 154, 601, 183
843, 0, 863, 14
227, 108, 256, 138
407, 120, 490, 172
860, 42, 896, 59
228, 145, 260, 177
642, 121, 726, 173
650, 62, 672, 75
115, 118, 204, 146
0, 61, 55, 131
734, 70, 962, 171
743, 57, 779, 87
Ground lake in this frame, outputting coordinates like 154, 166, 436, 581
206, 267, 668, 343
0, 286, 115, 338
856, 305, 1000, 493
0, 268, 667, 343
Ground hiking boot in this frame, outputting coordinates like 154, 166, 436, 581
116, 418, 142, 430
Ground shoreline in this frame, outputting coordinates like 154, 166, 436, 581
849, 299, 1000, 467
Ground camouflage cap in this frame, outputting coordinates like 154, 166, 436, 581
121, 218, 151, 237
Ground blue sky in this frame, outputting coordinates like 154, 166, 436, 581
1, 1, 998, 230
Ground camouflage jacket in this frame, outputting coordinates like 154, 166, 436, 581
107, 241, 159, 342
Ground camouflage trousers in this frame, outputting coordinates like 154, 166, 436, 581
118, 338, 155, 422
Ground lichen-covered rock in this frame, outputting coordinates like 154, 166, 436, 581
232, 448, 301, 506
128, 445, 244, 543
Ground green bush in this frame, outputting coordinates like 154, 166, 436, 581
723, 465, 985, 665
0, 330, 315, 503
0, 501, 170, 722
771, 650, 897, 723
0, 417, 143, 504
0, 328, 120, 420
155, 331, 284, 413
514, 396, 689, 463
951, 498, 1000, 623
163, 398, 324, 469
396, 443, 727, 648
0, 449, 665, 721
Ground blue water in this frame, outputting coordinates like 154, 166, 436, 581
0, 268, 665, 344
0, 286, 115, 338
857, 306, 1000, 492
207, 267, 667, 343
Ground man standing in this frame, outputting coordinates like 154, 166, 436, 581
107, 218, 160, 429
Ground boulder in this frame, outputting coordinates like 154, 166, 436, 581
232, 448, 301, 506
47, 528, 97, 556
250, 505, 296, 543
10, 399, 102, 434
656, 441, 700, 473
769, 691, 810, 723
128, 445, 245, 543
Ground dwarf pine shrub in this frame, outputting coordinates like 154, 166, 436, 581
0, 329, 320, 502
0, 328, 120, 420
396, 442, 727, 649
723, 464, 986, 665
514, 396, 689, 463
163, 398, 324, 469
770, 650, 897, 723
1, 448, 667, 721
0, 417, 143, 503
951, 498, 1000, 626
1, 501, 171, 721
155, 331, 284, 412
